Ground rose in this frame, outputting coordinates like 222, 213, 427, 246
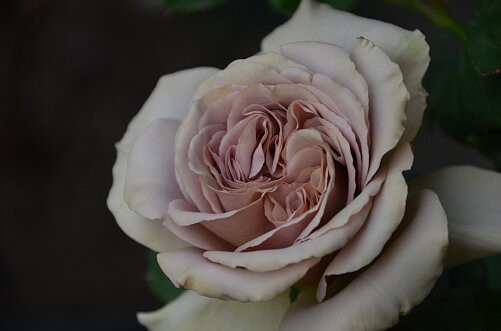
107, 1, 501, 330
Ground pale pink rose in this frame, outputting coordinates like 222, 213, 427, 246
108, 1, 501, 330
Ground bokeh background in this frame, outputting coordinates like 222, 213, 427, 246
1, 0, 492, 330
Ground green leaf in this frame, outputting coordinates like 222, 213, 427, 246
485, 254, 501, 291
390, 258, 501, 330
466, 0, 501, 76
146, 250, 184, 304
267, 0, 300, 16
428, 52, 501, 167
267, 0, 357, 16
162, 0, 229, 13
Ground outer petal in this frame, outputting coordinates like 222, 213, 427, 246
157, 247, 318, 302
120, 68, 219, 149
410, 166, 501, 267
262, 0, 430, 141
125, 118, 183, 221
138, 290, 290, 331
351, 37, 409, 183
323, 143, 413, 277
280, 190, 448, 331
107, 68, 218, 251
108, 147, 188, 252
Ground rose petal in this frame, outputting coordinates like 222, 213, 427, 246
168, 198, 274, 247
107, 68, 218, 251
124, 119, 183, 220
281, 190, 448, 331
204, 202, 370, 272
162, 216, 233, 251
316, 142, 413, 300
351, 37, 409, 184
138, 290, 290, 331
280, 41, 369, 113
108, 148, 189, 252
323, 142, 413, 276
262, 0, 430, 141
410, 166, 501, 267
195, 62, 292, 99
157, 247, 319, 302
120, 68, 219, 149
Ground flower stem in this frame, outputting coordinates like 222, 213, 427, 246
384, 0, 467, 43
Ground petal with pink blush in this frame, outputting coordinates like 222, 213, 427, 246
281, 190, 448, 331
157, 247, 319, 302
162, 215, 233, 251
305, 168, 386, 240
204, 202, 370, 273
168, 199, 274, 247
316, 142, 414, 300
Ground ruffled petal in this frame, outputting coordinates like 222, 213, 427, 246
280, 190, 448, 331
410, 166, 501, 267
138, 290, 290, 331
262, 0, 429, 141
351, 37, 409, 183
157, 247, 318, 302
322, 143, 413, 279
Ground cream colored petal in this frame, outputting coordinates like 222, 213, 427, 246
262, 0, 429, 141
195, 62, 292, 99
157, 247, 318, 302
124, 119, 182, 220
323, 143, 413, 277
138, 290, 290, 331
410, 166, 501, 267
229, 52, 308, 72
107, 68, 218, 251
107, 148, 189, 252
351, 37, 409, 184
281, 190, 448, 331
280, 41, 369, 113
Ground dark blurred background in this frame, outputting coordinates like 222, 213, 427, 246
0, 0, 491, 330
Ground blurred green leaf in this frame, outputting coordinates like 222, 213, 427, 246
390, 256, 501, 330
267, 0, 300, 16
268, 0, 357, 16
162, 0, 229, 13
390, 289, 501, 330
146, 250, 184, 304
428, 52, 501, 168
485, 254, 501, 291
466, 0, 501, 76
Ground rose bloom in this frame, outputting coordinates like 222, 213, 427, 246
108, 1, 501, 330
